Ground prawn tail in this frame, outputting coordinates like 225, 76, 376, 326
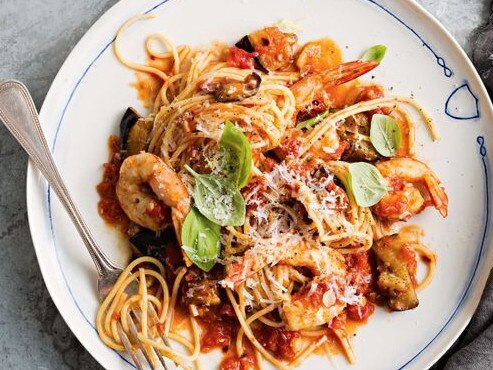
172, 208, 193, 267
172, 208, 186, 241
322, 60, 379, 87
425, 174, 448, 217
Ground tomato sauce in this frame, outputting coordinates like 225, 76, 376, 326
373, 177, 412, 220
346, 301, 375, 321
324, 140, 349, 161
96, 136, 129, 229
324, 180, 349, 210
258, 155, 276, 173
221, 353, 257, 370
131, 72, 162, 109
355, 85, 392, 116
292, 282, 329, 308
401, 244, 418, 286
147, 55, 174, 74
296, 99, 328, 122
276, 134, 303, 159
196, 301, 300, 365
144, 199, 172, 226
388, 177, 405, 192
255, 326, 300, 361
197, 304, 238, 353
227, 47, 258, 69
329, 311, 347, 331
344, 252, 376, 296
242, 176, 268, 212
374, 199, 402, 218
220, 343, 257, 370
201, 320, 236, 353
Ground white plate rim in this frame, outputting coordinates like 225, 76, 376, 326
25, 0, 493, 369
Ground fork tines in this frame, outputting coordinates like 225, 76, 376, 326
123, 308, 176, 370
117, 322, 146, 369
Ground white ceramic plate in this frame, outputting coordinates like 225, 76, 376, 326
26, 0, 493, 369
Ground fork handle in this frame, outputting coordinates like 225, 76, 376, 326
0, 80, 119, 276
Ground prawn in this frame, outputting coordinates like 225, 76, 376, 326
296, 38, 343, 75
280, 242, 346, 277
221, 240, 346, 288
222, 239, 349, 330
279, 244, 349, 330
375, 158, 448, 221
116, 153, 191, 237
290, 60, 380, 113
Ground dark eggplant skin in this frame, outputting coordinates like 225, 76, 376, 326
130, 227, 176, 262
215, 72, 262, 102
119, 107, 141, 152
235, 36, 268, 73
247, 27, 297, 71
235, 35, 255, 52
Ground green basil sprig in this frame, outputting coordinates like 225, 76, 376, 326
362, 44, 387, 63
181, 122, 251, 271
181, 207, 221, 272
219, 121, 252, 188
185, 165, 246, 226
370, 114, 402, 157
347, 162, 388, 207
296, 110, 330, 130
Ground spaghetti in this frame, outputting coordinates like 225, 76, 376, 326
96, 17, 448, 370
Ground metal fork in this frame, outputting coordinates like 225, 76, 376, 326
126, 305, 175, 370
0, 80, 175, 370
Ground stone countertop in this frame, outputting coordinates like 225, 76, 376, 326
0, 1, 490, 369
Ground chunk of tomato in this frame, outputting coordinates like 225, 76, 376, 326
227, 47, 258, 69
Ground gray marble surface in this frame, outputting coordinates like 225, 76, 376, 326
0, 0, 490, 369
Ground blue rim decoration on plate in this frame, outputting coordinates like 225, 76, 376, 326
367, 0, 453, 77
445, 82, 481, 120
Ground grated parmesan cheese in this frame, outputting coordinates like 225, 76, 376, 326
274, 18, 304, 34
306, 282, 319, 298
322, 290, 336, 307
339, 285, 363, 306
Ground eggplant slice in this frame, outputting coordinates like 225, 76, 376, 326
235, 35, 267, 73
339, 113, 381, 162
119, 107, 141, 152
119, 107, 153, 156
373, 234, 419, 311
126, 118, 153, 156
236, 27, 297, 72
235, 35, 256, 53
214, 72, 262, 102
130, 227, 176, 260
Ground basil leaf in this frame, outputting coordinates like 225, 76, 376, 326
370, 114, 402, 157
219, 121, 252, 188
185, 165, 246, 226
347, 162, 388, 207
296, 110, 330, 130
181, 207, 221, 272
361, 45, 387, 63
